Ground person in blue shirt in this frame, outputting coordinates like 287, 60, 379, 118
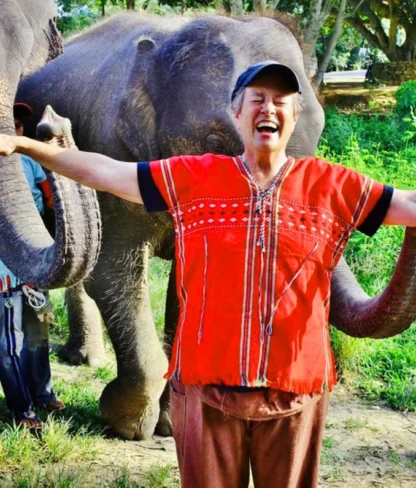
0, 104, 64, 430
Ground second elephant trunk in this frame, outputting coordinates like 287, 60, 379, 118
0, 114, 101, 289
330, 227, 416, 338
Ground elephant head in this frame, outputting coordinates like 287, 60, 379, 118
0, 0, 101, 288
119, 16, 324, 161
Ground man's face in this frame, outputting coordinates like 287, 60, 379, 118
234, 73, 297, 157
14, 118, 24, 137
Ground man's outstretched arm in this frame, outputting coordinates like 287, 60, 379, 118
0, 135, 143, 204
384, 189, 416, 227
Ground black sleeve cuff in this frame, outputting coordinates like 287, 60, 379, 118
137, 162, 168, 212
357, 185, 394, 237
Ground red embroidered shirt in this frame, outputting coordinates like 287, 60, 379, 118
138, 154, 392, 394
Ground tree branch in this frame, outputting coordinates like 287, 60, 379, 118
346, 16, 384, 52
314, 0, 349, 88
360, 2, 390, 51
370, 0, 390, 17
345, 0, 365, 19
322, 0, 334, 19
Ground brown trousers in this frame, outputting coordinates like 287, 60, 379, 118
170, 382, 329, 488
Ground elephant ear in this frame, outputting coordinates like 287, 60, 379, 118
116, 37, 160, 161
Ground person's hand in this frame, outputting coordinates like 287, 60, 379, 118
0, 134, 17, 156
38, 311, 55, 324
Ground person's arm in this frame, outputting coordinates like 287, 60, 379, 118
0, 134, 144, 204
383, 190, 416, 226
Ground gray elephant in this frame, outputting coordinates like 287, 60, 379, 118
17, 14, 416, 441
0, 0, 101, 290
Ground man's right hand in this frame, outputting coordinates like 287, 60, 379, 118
0, 134, 17, 157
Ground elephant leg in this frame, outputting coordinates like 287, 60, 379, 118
58, 282, 104, 367
90, 245, 168, 441
155, 260, 179, 437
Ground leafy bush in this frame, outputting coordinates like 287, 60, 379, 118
57, 9, 99, 37
394, 80, 416, 118
321, 108, 405, 153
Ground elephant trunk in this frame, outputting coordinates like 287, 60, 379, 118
0, 110, 101, 289
329, 227, 416, 338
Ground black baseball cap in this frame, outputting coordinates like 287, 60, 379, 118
231, 61, 301, 102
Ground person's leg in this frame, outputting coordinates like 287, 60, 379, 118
170, 381, 250, 488
250, 392, 330, 488
22, 300, 61, 408
0, 290, 40, 425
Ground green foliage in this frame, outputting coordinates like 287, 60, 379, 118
321, 108, 409, 153
56, 1, 99, 36
394, 81, 416, 119
149, 258, 171, 336
319, 106, 416, 412
49, 289, 69, 339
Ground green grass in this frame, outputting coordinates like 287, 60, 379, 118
0, 418, 96, 469
140, 465, 180, 488
344, 417, 369, 432
148, 258, 172, 337
323, 436, 336, 449
49, 289, 69, 340
0, 464, 179, 488
3, 466, 88, 488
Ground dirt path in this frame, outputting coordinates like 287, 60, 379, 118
85, 386, 415, 487
320, 387, 415, 487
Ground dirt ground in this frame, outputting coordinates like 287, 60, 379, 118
319, 387, 415, 487
320, 83, 397, 111
81, 385, 415, 487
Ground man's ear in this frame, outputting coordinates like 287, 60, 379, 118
233, 111, 241, 131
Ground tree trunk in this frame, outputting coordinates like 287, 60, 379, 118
223, 0, 244, 15
313, 0, 348, 89
253, 0, 267, 14
126, 0, 136, 9
303, 0, 334, 77
268, 0, 281, 10
101, 0, 106, 17
348, 0, 416, 62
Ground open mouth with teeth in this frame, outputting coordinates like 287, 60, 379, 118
256, 122, 279, 134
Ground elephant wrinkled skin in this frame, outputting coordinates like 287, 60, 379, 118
18, 14, 416, 440
0, 0, 101, 289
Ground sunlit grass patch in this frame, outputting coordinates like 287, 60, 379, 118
5, 465, 89, 488
41, 417, 97, 463
0, 422, 43, 468
344, 417, 369, 432
0, 417, 98, 470
323, 436, 336, 449
141, 464, 180, 488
